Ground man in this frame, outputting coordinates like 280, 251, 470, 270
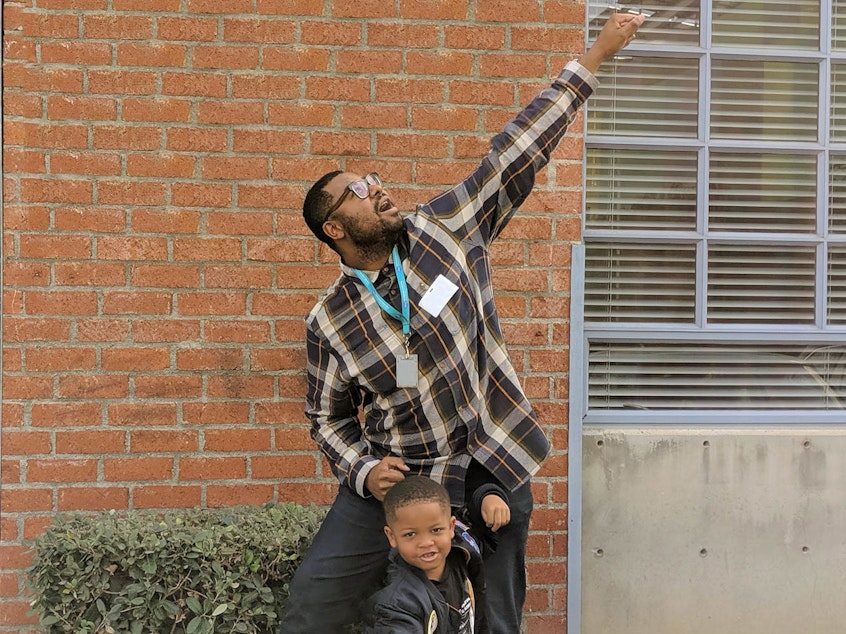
281, 13, 644, 633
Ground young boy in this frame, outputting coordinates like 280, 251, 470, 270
365, 476, 510, 634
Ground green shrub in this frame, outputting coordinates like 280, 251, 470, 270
26, 502, 327, 634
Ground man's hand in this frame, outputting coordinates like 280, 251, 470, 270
481, 494, 511, 532
364, 456, 410, 501
579, 13, 645, 74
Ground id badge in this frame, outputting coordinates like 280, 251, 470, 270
396, 354, 418, 388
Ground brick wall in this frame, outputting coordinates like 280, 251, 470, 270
1, 1, 586, 631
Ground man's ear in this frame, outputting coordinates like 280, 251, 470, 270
322, 218, 345, 242
384, 525, 397, 548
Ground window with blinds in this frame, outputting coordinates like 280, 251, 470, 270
581, 1, 846, 413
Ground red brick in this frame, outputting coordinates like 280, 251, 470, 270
58, 486, 129, 511
21, 11, 80, 38
98, 181, 167, 206
131, 319, 201, 342
256, 0, 323, 13
187, 0, 252, 12
103, 457, 174, 481
407, 51, 473, 76
117, 43, 187, 67
193, 45, 260, 69
197, 101, 264, 125
1, 431, 52, 456
340, 104, 407, 129
3, 122, 90, 149
410, 106, 478, 131
4, 92, 43, 117
135, 375, 202, 399
203, 265, 273, 289
166, 128, 228, 153
123, 98, 192, 123
251, 292, 318, 316
305, 76, 370, 102
31, 402, 102, 427
28, 459, 98, 483
130, 263, 200, 288
231, 74, 299, 99
157, 16, 219, 41
237, 183, 303, 208
131, 208, 200, 234
254, 400, 305, 425
39, 0, 107, 7
0, 599, 39, 626
202, 156, 269, 180
207, 484, 274, 507
55, 430, 126, 454
179, 456, 247, 480
173, 237, 241, 262
203, 428, 270, 451
182, 401, 251, 425
2, 205, 50, 231
108, 403, 177, 426
101, 285, 173, 316
77, 318, 130, 342
47, 95, 117, 121
246, 238, 313, 263
58, 375, 130, 399
113, 0, 181, 9
18, 234, 91, 259
26, 346, 97, 372
0, 488, 53, 513
3, 318, 71, 343
162, 72, 228, 97
263, 46, 331, 72
129, 430, 198, 453
93, 125, 162, 150
475, 0, 540, 21
3, 263, 51, 287
444, 25, 506, 50
2, 376, 54, 400
177, 348, 243, 371
512, 26, 584, 52
97, 236, 168, 260
55, 207, 126, 232
101, 347, 170, 371
171, 183, 232, 207
336, 49, 403, 74
4, 149, 46, 174
25, 291, 98, 316
133, 485, 201, 508
83, 14, 153, 39
375, 78, 445, 105
331, 0, 397, 18
252, 454, 316, 479
51, 152, 122, 176
88, 70, 158, 95
41, 41, 111, 65
277, 481, 336, 505
223, 17, 295, 43
207, 373, 274, 397
250, 346, 305, 371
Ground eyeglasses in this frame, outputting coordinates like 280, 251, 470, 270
322, 172, 382, 225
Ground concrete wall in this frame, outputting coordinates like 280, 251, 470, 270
581, 427, 846, 634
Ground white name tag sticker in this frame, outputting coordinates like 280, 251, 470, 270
419, 274, 458, 317
396, 354, 418, 388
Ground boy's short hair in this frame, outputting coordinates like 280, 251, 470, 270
383, 476, 451, 524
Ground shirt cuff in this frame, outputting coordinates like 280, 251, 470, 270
350, 455, 380, 498
559, 59, 600, 100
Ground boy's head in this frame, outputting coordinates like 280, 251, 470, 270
382, 476, 456, 581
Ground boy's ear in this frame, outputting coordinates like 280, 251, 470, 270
449, 516, 456, 531
384, 525, 397, 548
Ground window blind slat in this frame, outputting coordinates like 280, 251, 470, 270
588, 342, 846, 410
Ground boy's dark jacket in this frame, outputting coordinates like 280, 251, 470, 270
364, 524, 489, 634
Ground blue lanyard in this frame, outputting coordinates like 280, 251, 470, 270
352, 246, 411, 350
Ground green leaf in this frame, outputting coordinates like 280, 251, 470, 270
186, 596, 203, 614
186, 616, 202, 634
211, 603, 228, 617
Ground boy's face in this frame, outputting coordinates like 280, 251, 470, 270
384, 501, 456, 581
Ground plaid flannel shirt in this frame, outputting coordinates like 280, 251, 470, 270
305, 60, 598, 504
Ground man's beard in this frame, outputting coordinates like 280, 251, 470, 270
344, 213, 405, 263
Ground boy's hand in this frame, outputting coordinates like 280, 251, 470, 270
481, 494, 511, 532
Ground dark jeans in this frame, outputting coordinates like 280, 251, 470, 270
278, 480, 534, 634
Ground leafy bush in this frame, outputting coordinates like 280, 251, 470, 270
26, 502, 327, 634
